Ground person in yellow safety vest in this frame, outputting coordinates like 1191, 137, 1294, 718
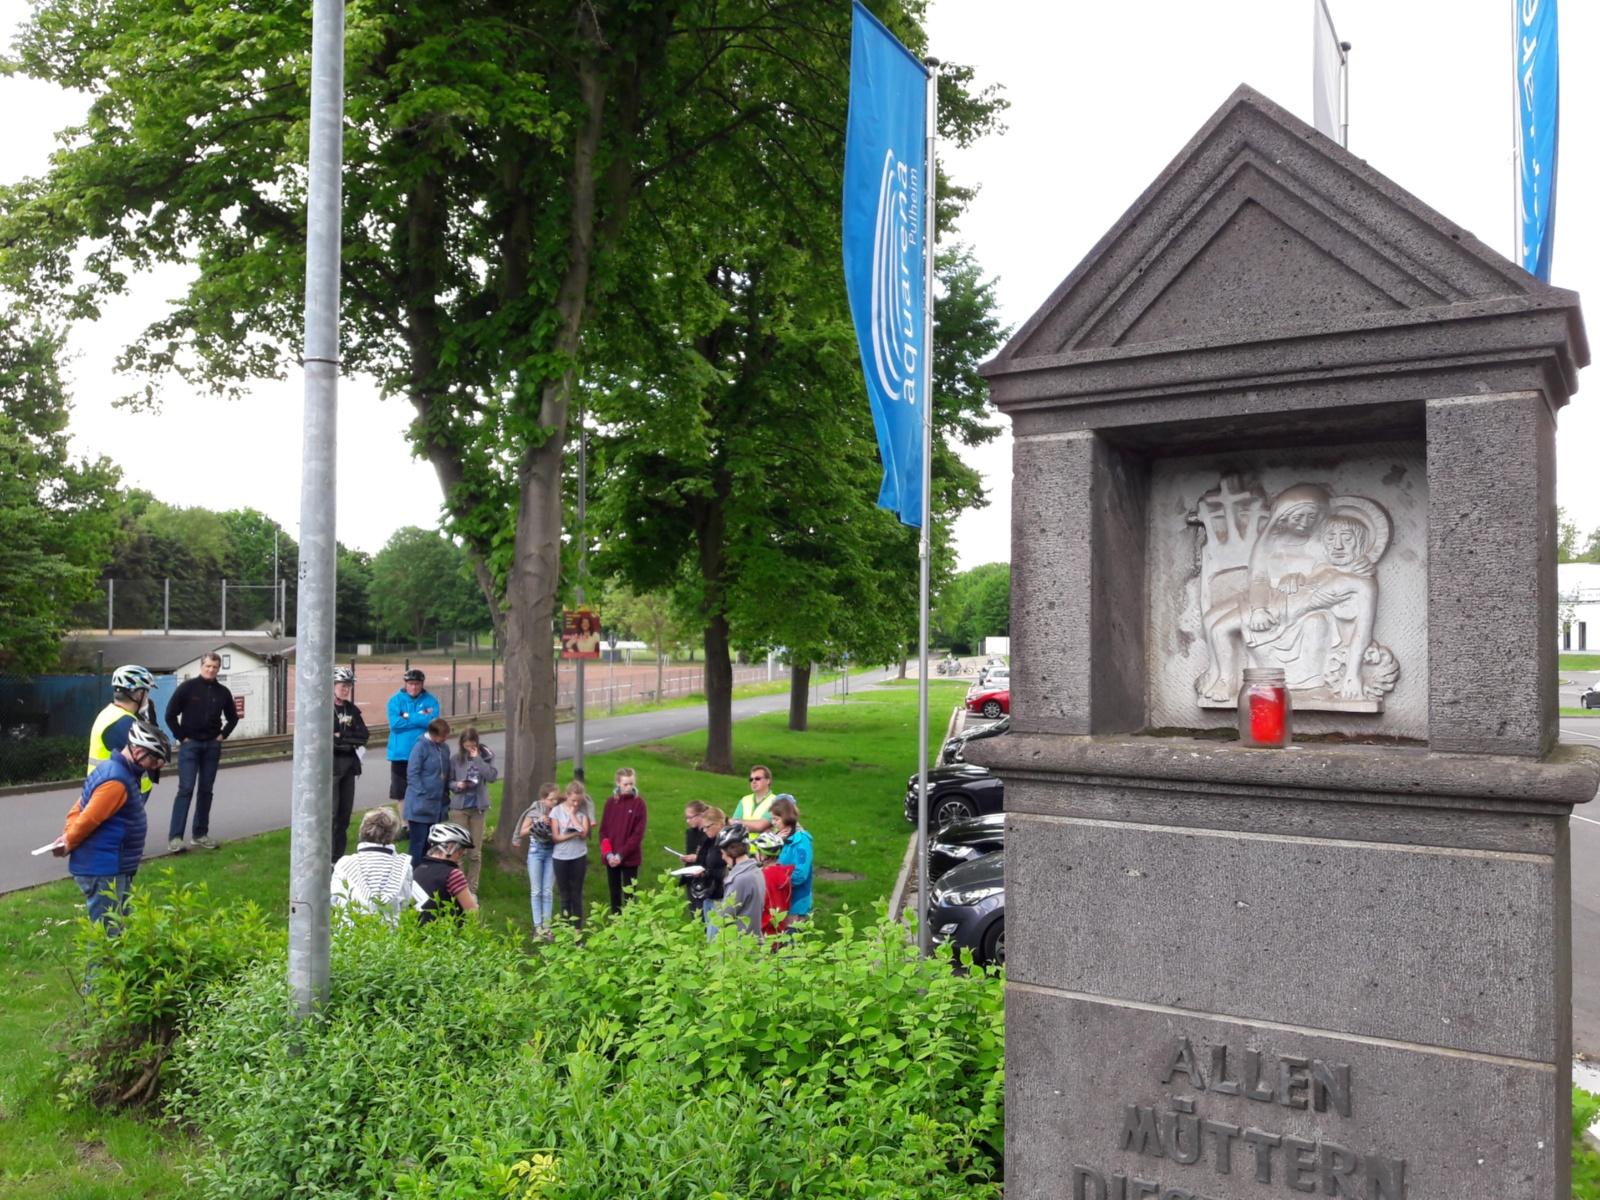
87, 664, 160, 799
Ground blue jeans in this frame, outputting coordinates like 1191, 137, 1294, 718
169, 738, 223, 840
526, 842, 555, 929
76, 873, 134, 932
408, 820, 434, 866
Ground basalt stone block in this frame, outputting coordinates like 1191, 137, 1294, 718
1427, 393, 1557, 756
1007, 985, 1565, 1200
1005, 805, 1560, 1060
1010, 432, 1146, 735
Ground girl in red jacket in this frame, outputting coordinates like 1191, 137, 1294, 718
751, 830, 794, 939
598, 767, 648, 914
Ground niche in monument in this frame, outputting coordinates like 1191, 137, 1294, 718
1147, 447, 1427, 740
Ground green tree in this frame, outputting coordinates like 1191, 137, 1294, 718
934, 562, 1010, 654
87, 495, 232, 630
0, 321, 121, 672
220, 509, 297, 633
601, 584, 693, 705
1557, 507, 1600, 564
589, 25, 1005, 756
334, 545, 375, 646
0, 0, 1001, 850
370, 526, 488, 648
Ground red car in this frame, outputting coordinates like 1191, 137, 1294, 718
964, 687, 1010, 719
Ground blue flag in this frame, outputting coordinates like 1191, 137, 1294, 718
843, 1, 929, 529
1515, 0, 1559, 281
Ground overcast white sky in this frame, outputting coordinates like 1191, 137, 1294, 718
2, 0, 1596, 568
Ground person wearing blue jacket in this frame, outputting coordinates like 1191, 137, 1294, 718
386, 669, 440, 800
769, 794, 814, 922
54, 721, 172, 930
403, 717, 453, 865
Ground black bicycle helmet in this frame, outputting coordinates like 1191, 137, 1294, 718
715, 821, 750, 853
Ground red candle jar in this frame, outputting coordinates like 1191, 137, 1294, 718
1237, 667, 1291, 748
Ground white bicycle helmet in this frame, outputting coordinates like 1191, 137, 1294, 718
333, 667, 355, 684
427, 822, 474, 851
125, 720, 172, 764
112, 664, 155, 693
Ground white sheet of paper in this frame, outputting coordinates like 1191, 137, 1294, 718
32, 841, 61, 856
355, 746, 367, 762
664, 845, 688, 859
669, 866, 705, 878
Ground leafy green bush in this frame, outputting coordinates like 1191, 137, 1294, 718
172, 887, 1003, 1199
0, 734, 83, 785
1578, 1088, 1600, 1200
1577, 1087, 1600, 1143
63, 869, 280, 1107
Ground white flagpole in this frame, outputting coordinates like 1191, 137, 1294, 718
916, 57, 940, 957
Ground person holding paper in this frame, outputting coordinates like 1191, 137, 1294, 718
330, 668, 370, 862
56, 720, 171, 932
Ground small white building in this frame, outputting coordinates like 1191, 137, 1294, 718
62, 632, 295, 738
1558, 563, 1600, 653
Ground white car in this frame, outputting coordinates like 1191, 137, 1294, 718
976, 665, 1009, 689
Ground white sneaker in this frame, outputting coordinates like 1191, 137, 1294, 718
193, 835, 220, 850
168, 837, 186, 854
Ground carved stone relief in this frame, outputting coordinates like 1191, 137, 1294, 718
1188, 473, 1400, 713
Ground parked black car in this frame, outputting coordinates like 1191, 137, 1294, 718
1582, 685, 1600, 709
905, 763, 1005, 829
928, 813, 1006, 881
939, 714, 1011, 765
929, 850, 1004, 967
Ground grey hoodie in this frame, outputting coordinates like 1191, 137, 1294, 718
448, 745, 499, 811
714, 856, 767, 940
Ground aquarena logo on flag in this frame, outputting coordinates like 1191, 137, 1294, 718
870, 149, 923, 407
843, 1, 927, 528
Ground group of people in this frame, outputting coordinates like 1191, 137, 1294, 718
55, 661, 818, 945
675, 764, 815, 941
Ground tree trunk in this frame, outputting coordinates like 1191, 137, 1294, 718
897, 654, 908, 680
695, 472, 734, 772
491, 30, 614, 858
702, 610, 734, 772
655, 642, 665, 703
496, 437, 564, 858
788, 662, 811, 731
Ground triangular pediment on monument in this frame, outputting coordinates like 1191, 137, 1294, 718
983, 85, 1586, 397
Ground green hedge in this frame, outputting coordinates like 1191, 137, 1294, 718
166, 887, 1003, 1199
0, 735, 83, 786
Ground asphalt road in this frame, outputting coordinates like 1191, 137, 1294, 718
1560, 669, 1600, 1054
4, 668, 890, 895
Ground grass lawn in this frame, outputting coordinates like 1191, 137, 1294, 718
1563, 707, 1598, 718
1562, 654, 1600, 672
0, 680, 965, 1198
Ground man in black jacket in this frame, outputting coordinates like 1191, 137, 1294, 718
163, 652, 239, 851
331, 667, 370, 862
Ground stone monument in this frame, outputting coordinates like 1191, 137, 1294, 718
969, 86, 1594, 1199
